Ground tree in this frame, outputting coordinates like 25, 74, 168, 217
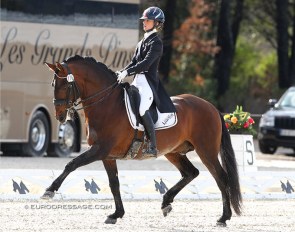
291, 1, 295, 84
170, 0, 218, 90
244, 0, 295, 88
213, 0, 245, 98
158, 0, 176, 83
276, 0, 291, 87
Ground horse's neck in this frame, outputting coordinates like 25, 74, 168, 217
82, 82, 124, 124
77, 66, 125, 128
79, 73, 113, 99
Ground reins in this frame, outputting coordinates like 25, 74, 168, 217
53, 62, 120, 112
74, 82, 119, 111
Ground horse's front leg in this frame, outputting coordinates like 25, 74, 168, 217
41, 145, 100, 199
103, 159, 125, 224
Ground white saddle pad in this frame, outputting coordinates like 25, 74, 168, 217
124, 89, 177, 131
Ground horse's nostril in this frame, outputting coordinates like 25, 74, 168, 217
59, 115, 65, 122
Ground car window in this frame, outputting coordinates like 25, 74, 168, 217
280, 90, 295, 107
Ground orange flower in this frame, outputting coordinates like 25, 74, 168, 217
231, 116, 238, 124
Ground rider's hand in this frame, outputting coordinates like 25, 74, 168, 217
116, 70, 128, 83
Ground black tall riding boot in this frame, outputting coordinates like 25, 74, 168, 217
141, 111, 158, 157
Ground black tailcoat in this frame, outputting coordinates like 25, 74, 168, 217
124, 33, 176, 113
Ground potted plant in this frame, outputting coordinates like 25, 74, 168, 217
223, 106, 257, 171
224, 105, 256, 135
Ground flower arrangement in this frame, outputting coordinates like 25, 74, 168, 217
224, 105, 256, 135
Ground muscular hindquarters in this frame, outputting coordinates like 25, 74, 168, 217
157, 94, 222, 161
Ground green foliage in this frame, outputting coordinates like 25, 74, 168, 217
254, 52, 277, 89
231, 38, 259, 87
219, 36, 283, 113
165, 71, 217, 104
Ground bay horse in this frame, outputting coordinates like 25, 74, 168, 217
44, 55, 242, 226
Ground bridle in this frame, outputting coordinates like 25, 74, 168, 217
53, 62, 119, 112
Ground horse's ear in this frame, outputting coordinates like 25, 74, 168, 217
45, 62, 56, 72
56, 62, 67, 77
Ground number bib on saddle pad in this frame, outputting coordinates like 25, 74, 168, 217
124, 89, 178, 131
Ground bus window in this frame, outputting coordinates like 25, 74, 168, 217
1, 0, 139, 28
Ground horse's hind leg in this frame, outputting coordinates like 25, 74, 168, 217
41, 145, 101, 199
162, 153, 199, 216
198, 153, 232, 226
214, 164, 232, 226
103, 160, 125, 224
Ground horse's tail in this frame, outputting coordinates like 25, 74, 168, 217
219, 113, 242, 216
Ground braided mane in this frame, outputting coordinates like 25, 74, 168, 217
64, 55, 116, 77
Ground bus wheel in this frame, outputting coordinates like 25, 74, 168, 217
47, 121, 77, 157
22, 111, 50, 157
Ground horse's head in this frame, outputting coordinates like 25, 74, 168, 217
46, 55, 119, 124
45, 61, 80, 123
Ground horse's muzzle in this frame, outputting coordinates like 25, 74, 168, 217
56, 113, 67, 124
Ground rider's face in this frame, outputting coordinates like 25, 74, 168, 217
143, 19, 154, 32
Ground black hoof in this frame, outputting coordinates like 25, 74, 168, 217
105, 217, 117, 224
41, 191, 55, 199
162, 204, 172, 217
216, 221, 227, 227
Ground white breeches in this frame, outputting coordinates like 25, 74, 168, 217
131, 74, 154, 116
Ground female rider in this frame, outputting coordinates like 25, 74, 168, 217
116, 6, 176, 157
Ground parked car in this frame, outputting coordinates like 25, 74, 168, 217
258, 86, 295, 154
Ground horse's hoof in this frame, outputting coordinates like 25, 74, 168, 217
40, 191, 55, 199
162, 204, 172, 217
216, 221, 227, 227
105, 217, 117, 224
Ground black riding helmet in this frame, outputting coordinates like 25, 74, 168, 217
140, 6, 165, 31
